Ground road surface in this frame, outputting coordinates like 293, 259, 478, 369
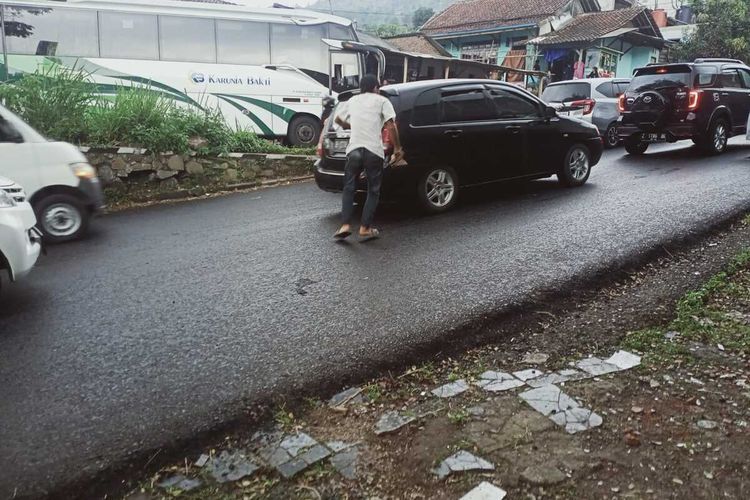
1, 141, 750, 497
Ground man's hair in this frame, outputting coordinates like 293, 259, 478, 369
360, 74, 379, 93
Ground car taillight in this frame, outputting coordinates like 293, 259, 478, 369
618, 94, 626, 113
688, 90, 701, 110
571, 99, 596, 115
382, 128, 393, 154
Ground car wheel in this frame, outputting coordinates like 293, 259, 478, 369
700, 118, 729, 155
558, 144, 591, 187
417, 167, 458, 213
604, 124, 620, 149
287, 115, 321, 147
34, 194, 89, 243
625, 135, 649, 155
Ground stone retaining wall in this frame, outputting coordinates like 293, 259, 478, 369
82, 147, 317, 207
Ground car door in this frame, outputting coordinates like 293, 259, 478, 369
0, 109, 40, 193
718, 68, 748, 132
737, 68, 750, 133
487, 85, 552, 177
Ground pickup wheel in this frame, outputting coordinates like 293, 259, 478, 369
699, 118, 729, 155
34, 194, 89, 243
625, 135, 649, 155
558, 144, 591, 187
417, 167, 458, 213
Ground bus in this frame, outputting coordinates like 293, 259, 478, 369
0, 0, 372, 146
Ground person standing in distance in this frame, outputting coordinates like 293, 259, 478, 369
333, 74, 404, 241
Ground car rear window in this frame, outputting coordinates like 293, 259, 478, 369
630, 66, 692, 92
541, 82, 590, 103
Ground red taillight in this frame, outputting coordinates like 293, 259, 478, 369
688, 90, 701, 110
316, 144, 323, 158
382, 128, 393, 154
618, 94, 626, 113
571, 99, 596, 115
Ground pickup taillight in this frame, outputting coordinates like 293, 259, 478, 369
688, 90, 701, 111
618, 94, 626, 113
571, 99, 596, 115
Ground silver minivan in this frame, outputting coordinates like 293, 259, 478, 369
542, 78, 630, 148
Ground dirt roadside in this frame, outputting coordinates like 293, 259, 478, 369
106, 215, 750, 500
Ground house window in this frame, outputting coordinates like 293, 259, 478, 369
460, 42, 497, 65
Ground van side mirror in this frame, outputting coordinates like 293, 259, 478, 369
544, 106, 557, 119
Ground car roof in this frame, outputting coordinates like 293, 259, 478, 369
381, 79, 525, 96
546, 77, 630, 87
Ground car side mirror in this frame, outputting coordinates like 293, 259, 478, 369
544, 106, 557, 119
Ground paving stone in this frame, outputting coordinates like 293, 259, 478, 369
433, 450, 494, 479
521, 464, 567, 486
432, 379, 470, 398
265, 446, 293, 468
513, 369, 545, 382
280, 432, 318, 456
520, 385, 579, 417
475, 371, 525, 392
329, 387, 365, 407
299, 444, 331, 465
460, 481, 508, 500
522, 352, 549, 365
576, 357, 621, 376
195, 454, 209, 468
467, 406, 486, 417
326, 441, 355, 453
330, 446, 360, 480
374, 411, 416, 435
208, 451, 259, 483
605, 350, 642, 371
276, 457, 309, 479
551, 407, 603, 434
525, 369, 591, 388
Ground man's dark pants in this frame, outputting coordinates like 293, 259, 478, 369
341, 147, 383, 228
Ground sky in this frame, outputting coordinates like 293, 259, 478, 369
233, 0, 316, 7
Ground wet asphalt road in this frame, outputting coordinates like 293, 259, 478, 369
2, 140, 750, 497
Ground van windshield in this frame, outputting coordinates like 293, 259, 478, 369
630, 68, 692, 92
0, 104, 47, 143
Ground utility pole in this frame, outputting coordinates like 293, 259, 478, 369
328, 0, 333, 14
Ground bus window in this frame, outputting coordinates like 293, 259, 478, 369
331, 51, 360, 93
3, 6, 98, 57
328, 23, 355, 41
216, 19, 270, 65
159, 16, 216, 63
99, 12, 158, 60
270, 24, 328, 75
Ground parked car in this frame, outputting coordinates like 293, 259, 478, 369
315, 80, 603, 213
541, 77, 631, 148
618, 58, 750, 155
0, 176, 42, 285
0, 104, 104, 242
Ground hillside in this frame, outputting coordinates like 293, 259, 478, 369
306, 0, 458, 29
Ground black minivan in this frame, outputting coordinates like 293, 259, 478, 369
315, 79, 603, 212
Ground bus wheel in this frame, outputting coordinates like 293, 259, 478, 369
288, 115, 321, 147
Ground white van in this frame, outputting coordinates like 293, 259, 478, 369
0, 103, 104, 242
0, 175, 42, 284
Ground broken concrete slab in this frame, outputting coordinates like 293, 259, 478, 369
280, 432, 318, 456
576, 357, 621, 376
195, 454, 209, 468
157, 475, 202, 492
328, 387, 365, 408
551, 406, 603, 434
276, 458, 309, 479
326, 441, 356, 453
520, 384, 603, 434
330, 445, 361, 480
513, 368, 545, 382
606, 350, 642, 371
475, 371, 525, 392
433, 450, 495, 479
697, 420, 718, 430
298, 444, 331, 465
522, 352, 549, 365
375, 411, 416, 435
208, 451, 259, 483
525, 369, 590, 388
432, 379, 470, 398
257, 432, 331, 478
460, 481, 508, 500
521, 464, 567, 486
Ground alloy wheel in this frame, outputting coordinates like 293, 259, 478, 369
424, 169, 456, 208
43, 203, 82, 238
568, 147, 590, 181
713, 123, 727, 152
606, 126, 619, 148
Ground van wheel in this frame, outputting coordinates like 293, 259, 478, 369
34, 194, 89, 243
417, 167, 458, 213
699, 118, 729, 155
604, 124, 620, 149
558, 144, 591, 187
625, 135, 649, 155
288, 115, 321, 147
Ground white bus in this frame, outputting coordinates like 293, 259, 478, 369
0, 0, 373, 146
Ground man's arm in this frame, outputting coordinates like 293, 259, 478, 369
384, 119, 405, 165
334, 115, 351, 130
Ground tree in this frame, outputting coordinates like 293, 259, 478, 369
413, 7, 435, 29
675, 0, 750, 63
362, 24, 411, 38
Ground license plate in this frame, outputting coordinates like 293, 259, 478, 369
646, 133, 659, 142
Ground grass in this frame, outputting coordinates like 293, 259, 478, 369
273, 404, 296, 431
622, 248, 750, 365
0, 68, 314, 156
447, 408, 470, 426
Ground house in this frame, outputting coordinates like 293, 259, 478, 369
529, 6, 664, 80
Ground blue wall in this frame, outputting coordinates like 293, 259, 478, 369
618, 45, 659, 77
435, 27, 537, 68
